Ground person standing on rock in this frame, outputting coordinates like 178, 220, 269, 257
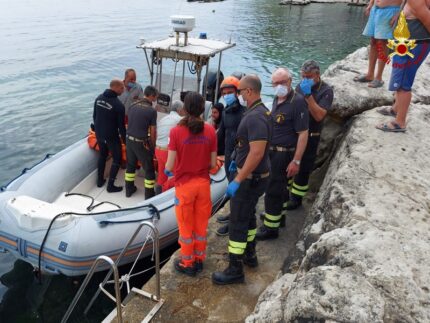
353, 0, 402, 88
286, 60, 334, 210
256, 68, 309, 241
376, 0, 430, 132
212, 75, 272, 285
215, 76, 246, 237
93, 78, 126, 193
165, 92, 217, 277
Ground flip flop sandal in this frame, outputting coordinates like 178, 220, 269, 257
375, 122, 406, 133
376, 107, 397, 117
368, 79, 384, 88
353, 74, 373, 83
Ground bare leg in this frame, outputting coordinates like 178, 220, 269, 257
366, 38, 377, 80
375, 39, 388, 81
394, 90, 412, 128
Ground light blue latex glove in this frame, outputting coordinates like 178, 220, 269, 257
228, 160, 237, 173
164, 169, 174, 177
226, 180, 240, 198
300, 78, 314, 95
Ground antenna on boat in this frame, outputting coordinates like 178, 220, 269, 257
170, 15, 195, 46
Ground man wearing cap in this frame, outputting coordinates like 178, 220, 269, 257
286, 60, 334, 210
256, 67, 309, 241
155, 100, 185, 193
215, 75, 246, 237
119, 68, 145, 117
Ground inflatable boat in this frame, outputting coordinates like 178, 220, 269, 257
0, 138, 227, 276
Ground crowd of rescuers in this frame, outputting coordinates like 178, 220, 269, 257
92, 60, 334, 283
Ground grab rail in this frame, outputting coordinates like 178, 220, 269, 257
84, 221, 164, 321
61, 255, 122, 323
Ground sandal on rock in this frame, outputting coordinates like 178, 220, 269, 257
376, 121, 406, 133
376, 107, 397, 117
368, 79, 384, 88
353, 74, 373, 83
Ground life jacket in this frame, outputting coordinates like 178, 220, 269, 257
209, 156, 225, 175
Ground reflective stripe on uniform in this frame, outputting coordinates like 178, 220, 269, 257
193, 233, 207, 241
264, 220, 280, 228
264, 213, 282, 222
292, 182, 309, 191
125, 172, 135, 182
228, 240, 247, 255
247, 228, 257, 242
287, 178, 293, 191
181, 255, 193, 260
144, 179, 156, 188
194, 250, 205, 256
178, 236, 193, 244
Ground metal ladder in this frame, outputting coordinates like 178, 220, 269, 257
61, 220, 164, 323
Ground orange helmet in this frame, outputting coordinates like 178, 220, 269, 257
220, 76, 240, 91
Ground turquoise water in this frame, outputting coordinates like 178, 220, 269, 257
0, 0, 368, 321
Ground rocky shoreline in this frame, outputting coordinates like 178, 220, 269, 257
107, 47, 430, 322
247, 47, 430, 322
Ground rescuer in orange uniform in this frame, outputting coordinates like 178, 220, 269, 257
165, 92, 217, 276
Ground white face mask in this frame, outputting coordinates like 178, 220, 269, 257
238, 95, 247, 107
274, 84, 289, 98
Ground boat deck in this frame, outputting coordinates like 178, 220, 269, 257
67, 163, 148, 210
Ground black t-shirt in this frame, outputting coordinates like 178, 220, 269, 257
235, 100, 272, 174
296, 80, 334, 133
93, 89, 126, 141
127, 98, 157, 139
271, 90, 309, 147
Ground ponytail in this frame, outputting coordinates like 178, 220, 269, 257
179, 91, 205, 134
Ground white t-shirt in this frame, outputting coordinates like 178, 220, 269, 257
156, 111, 183, 148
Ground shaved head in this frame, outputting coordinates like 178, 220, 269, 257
110, 78, 125, 95
240, 74, 262, 94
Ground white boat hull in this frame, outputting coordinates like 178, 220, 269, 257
0, 138, 227, 276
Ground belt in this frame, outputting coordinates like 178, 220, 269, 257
269, 146, 295, 152
237, 167, 270, 179
127, 135, 146, 142
156, 145, 168, 151
310, 132, 320, 137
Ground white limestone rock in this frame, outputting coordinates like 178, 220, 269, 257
248, 104, 430, 322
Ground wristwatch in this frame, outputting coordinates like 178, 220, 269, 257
304, 94, 311, 98
293, 159, 301, 166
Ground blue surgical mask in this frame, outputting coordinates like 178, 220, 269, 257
127, 82, 136, 89
223, 93, 236, 106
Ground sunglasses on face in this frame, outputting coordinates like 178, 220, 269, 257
237, 88, 250, 95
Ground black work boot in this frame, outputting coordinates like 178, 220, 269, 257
107, 179, 123, 193
243, 241, 258, 268
144, 187, 155, 200
256, 226, 279, 241
97, 178, 106, 188
216, 224, 229, 236
195, 260, 204, 273
174, 259, 196, 277
280, 214, 286, 228
212, 254, 244, 285
125, 181, 137, 198
286, 197, 302, 210
216, 214, 230, 223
